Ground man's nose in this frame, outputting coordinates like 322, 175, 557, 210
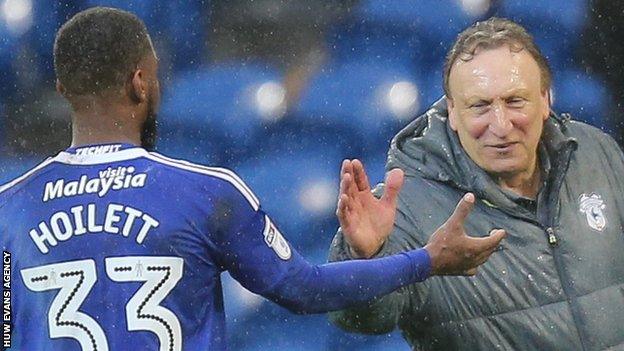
488, 103, 513, 137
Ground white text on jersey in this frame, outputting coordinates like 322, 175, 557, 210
75, 144, 122, 156
43, 166, 147, 202
28, 203, 160, 254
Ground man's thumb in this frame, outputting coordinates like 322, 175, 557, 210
381, 168, 404, 206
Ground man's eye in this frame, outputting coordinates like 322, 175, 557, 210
507, 98, 525, 106
470, 102, 488, 108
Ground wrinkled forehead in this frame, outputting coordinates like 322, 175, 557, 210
449, 46, 542, 99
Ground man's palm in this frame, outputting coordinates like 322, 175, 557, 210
336, 160, 404, 258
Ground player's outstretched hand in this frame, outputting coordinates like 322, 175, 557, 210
336, 159, 404, 259
424, 193, 506, 276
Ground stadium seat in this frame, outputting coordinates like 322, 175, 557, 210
0, 41, 15, 101
234, 146, 343, 248
226, 244, 340, 351
326, 327, 410, 351
30, 1, 68, 78
498, 0, 589, 68
229, 305, 410, 351
551, 69, 611, 130
155, 129, 222, 166
158, 62, 283, 165
84, 1, 156, 27
229, 301, 334, 351
0, 156, 45, 186
228, 272, 411, 351
83, 0, 209, 71
160, 1, 209, 70
222, 272, 264, 325
223, 245, 343, 351
355, 0, 493, 69
0, 6, 25, 100
499, 0, 588, 35
326, 20, 427, 70
297, 60, 423, 155
420, 67, 446, 110
361, 151, 389, 187
0, 102, 4, 146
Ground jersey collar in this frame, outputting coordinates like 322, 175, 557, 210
64, 143, 138, 155
55, 143, 149, 165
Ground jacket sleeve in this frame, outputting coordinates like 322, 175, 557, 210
598, 131, 624, 205
603, 132, 624, 171
327, 182, 431, 334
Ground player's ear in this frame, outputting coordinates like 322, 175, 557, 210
56, 79, 67, 97
130, 68, 147, 104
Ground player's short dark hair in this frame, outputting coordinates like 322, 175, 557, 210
54, 7, 153, 97
443, 17, 552, 98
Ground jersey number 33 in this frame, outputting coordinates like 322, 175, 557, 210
20, 256, 184, 351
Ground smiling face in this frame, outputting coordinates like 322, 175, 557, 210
446, 44, 550, 179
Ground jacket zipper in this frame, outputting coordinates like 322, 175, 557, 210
546, 227, 558, 246
542, 144, 588, 351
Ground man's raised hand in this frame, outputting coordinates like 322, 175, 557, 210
424, 193, 506, 276
336, 159, 404, 258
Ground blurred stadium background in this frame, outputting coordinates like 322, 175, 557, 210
1, 0, 623, 350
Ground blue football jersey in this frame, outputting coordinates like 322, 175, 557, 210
1, 143, 300, 351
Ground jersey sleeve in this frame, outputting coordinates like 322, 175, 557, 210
207, 177, 307, 293
208, 174, 432, 314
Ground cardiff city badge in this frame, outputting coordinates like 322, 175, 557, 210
263, 215, 292, 260
578, 193, 607, 232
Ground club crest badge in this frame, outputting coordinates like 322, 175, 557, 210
578, 193, 607, 232
263, 216, 292, 260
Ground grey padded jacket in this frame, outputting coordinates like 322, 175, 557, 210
329, 99, 624, 350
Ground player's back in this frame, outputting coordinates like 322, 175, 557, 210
2, 144, 258, 351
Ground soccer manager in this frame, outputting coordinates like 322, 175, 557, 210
329, 17, 624, 350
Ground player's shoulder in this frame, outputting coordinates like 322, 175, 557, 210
0, 157, 57, 205
145, 151, 260, 210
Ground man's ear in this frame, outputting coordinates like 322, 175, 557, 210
56, 80, 66, 96
446, 96, 458, 131
541, 88, 551, 121
130, 69, 147, 104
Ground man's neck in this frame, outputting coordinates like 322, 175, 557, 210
493, 159, 542, 199
70, 98, 142, 148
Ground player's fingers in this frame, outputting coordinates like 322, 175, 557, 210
470, 230, 506, 266
446, 193, 475, 229
381, 168, 404, 207
340, 160, 353, 194
352, 159, 371, 192
340, 168, 349, 196
470, 229, 507, 253
473, 245, 497, 267
336, 192, 346, 216
343, 159, 354, 179
337, 194, 353, 226
341, 172, 358, 199
341, 159, 349, 177
345, 171, 362, 203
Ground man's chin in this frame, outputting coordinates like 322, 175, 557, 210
484, 162, 530, 179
